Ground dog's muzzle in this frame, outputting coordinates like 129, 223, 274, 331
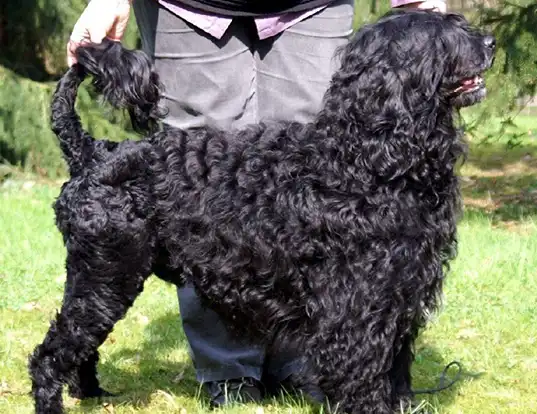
449, 34, 496, 107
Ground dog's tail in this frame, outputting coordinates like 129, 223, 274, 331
51, 39, 164, 175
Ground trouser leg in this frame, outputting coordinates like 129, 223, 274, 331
134, 0, 264, 383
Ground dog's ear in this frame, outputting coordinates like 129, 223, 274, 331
323, 17, 449, 180
356, 58, 448, 180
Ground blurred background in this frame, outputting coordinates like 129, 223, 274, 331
0, 0, 536, 177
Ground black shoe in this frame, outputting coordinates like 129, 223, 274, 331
206, 377, 263, 408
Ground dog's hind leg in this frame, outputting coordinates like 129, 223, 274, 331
29, 216, 155, 413
29, 258, 150, 414
50, 270, 112, 401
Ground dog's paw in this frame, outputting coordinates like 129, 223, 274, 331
69, 387, 117, 400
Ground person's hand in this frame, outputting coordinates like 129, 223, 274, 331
67, 0, 132, 66
399, 1, 447, 12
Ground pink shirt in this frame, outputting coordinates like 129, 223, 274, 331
158, 0, 436, 40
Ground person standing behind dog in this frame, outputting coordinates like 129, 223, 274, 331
67, 0, 446, 407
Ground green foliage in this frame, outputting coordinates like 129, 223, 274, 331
0, 0, 140, 176
478, 1, 537, 106
0, 66, 137, 177
461, 1, 537, 140
353, 0, 391, 28
0, 0, 139, 80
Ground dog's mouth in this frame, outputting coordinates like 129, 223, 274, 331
451, 74, 485, 95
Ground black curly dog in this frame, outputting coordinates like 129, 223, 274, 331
29, 10, 495, 414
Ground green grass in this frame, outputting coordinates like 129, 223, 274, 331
1, 134, 537, 413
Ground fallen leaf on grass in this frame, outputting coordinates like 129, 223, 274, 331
0, 381, 11, 396
64, 396, 79, 407
22, 181, 35, 190
21, 301, 42, 311
137, 314, 149, 325
456, 328, 480, 340
0, 382, 29, 397
103, 402, 115, 413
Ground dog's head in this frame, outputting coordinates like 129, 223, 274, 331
431, 12, 496, 108
320, 11, 495, 180
334, 10, 495, 111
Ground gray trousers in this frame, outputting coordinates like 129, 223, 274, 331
133, 0, 354, 383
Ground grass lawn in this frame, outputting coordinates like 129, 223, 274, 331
1, 118, 537, 413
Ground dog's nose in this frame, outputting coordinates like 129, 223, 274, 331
483, 35, 496, 50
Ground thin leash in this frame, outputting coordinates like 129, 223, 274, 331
411, 361, 463, 395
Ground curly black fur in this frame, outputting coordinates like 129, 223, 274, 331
29, 10, 495, 414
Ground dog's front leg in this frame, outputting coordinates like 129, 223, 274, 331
389, 324, 420, 410
307, 317, 397, 413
